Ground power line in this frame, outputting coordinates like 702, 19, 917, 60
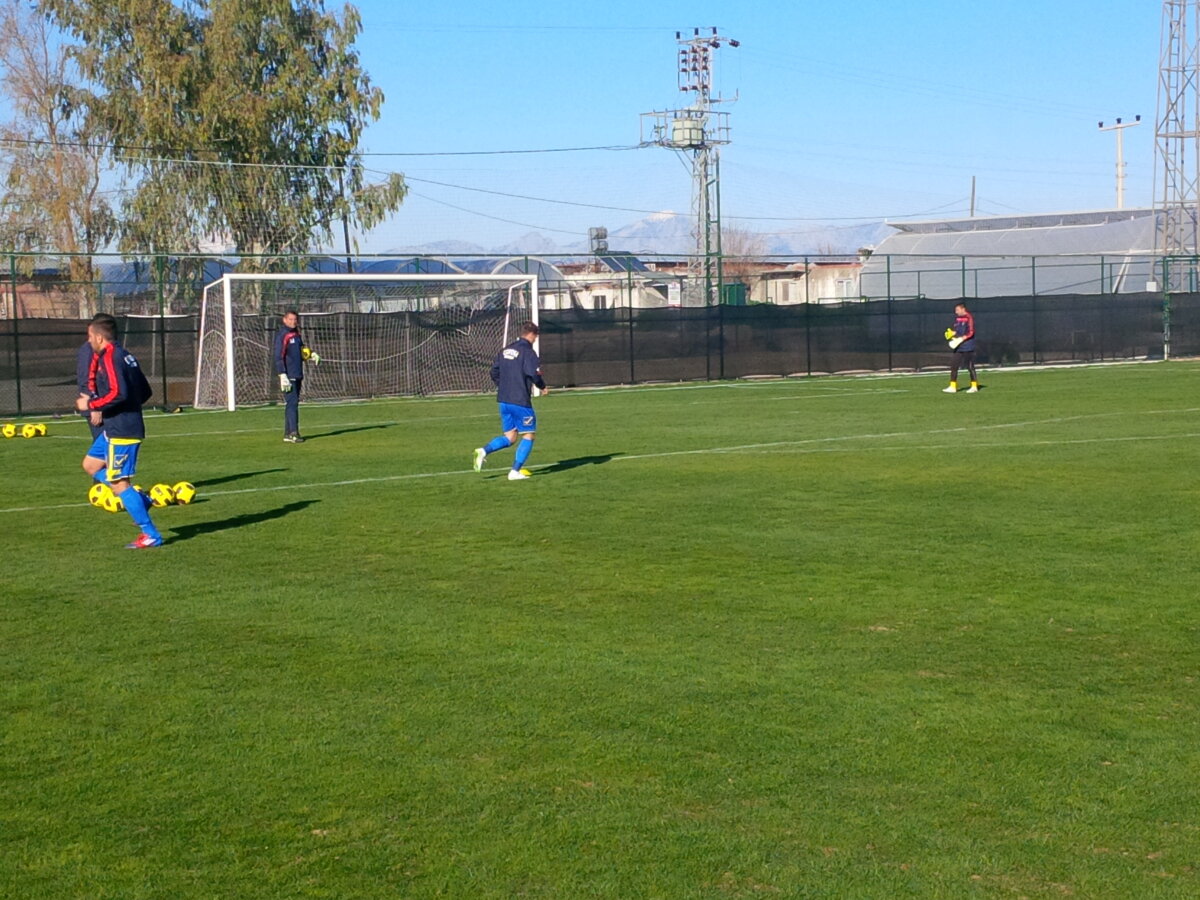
359, 145, 641, 157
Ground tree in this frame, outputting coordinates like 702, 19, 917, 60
720, 225, 769, 282
40, 0, 406, 266
0, 0, 115, 284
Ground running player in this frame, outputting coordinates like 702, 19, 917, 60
473, 321, 548, 480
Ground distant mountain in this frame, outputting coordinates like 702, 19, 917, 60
386, 214, 897, 258
383, 239, 488, 256
491, 231, 563, 256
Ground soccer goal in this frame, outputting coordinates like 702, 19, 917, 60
194, 273, 539, 410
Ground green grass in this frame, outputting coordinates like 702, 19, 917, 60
2, 362, 1199, 898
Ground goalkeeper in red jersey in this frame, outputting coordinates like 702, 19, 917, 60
943, 303, 979, 394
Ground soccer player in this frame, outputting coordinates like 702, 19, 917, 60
273, 309, 319, 443
75, 317, 163, 549
473, 321, 548, 480
943, 302, 979, 393
77, 313, 117, 440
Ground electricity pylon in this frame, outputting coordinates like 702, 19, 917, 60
641, 28, 739, 306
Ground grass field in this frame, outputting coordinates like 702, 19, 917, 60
3, 362, 1199, 898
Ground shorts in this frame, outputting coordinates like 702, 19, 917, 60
87, 433, 142, 482
499, 402, 537, 434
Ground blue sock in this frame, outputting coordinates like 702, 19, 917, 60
513, 438, 533, 469
484, 435, 512, 454
119, 487, 161, 540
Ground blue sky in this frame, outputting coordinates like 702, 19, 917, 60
345, 0, 1159, 252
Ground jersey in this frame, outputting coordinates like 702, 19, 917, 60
274, 326, 307, 379
951, 311, 976, 352
87, 341, 152, 439
491, 337, 545, 407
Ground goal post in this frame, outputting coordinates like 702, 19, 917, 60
194, 272, 539, 410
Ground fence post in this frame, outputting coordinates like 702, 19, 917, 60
805, 256, 813, 377
718, 295, 726, 380
887, 292, 894, 372
155, 255, 169, 409
626, 268, 635, 383
1031, 256, 1038, 364
10, 254, 22, 415
627, 298, 635, 386
1162, 257, 1172, 360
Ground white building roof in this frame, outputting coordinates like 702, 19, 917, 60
861, 208, 1157, 298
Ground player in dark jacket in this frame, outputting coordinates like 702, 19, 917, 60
272, 309, 319, 443
473, 321, 548, 480
75, 317, 163, 549
943, 302, 979, 393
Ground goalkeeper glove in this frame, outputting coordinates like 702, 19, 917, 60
307, 352, 320, 366
944, 327, 955, 340
948, 337, 964, 350
279, 373, 292, 392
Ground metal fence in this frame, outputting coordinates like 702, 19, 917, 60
1, 253, 1197, 416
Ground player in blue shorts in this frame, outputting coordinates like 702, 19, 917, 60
473, 321, 548, 481
75, 317, 163, 549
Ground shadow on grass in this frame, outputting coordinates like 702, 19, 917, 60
535, 453, 623, 475
166, 499, 318, 543
303, 423, 397, 441
195, 468, 287, 488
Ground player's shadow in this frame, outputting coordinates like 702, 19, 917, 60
303, 424, 396, 441
166, 499, 318, 543
195, 468, 287, 488
536, 453, 623, 475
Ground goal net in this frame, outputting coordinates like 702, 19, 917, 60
194, 273, 539, 410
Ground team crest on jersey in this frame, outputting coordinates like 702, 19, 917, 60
503, 348, 520, 360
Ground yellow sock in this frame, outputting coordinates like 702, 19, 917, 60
948, 381, 957, 389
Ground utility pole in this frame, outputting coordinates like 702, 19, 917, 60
641, 28, 739, 306
1099, 115, 1141, 209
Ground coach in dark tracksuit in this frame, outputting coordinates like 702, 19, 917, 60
273, 309, 310, 443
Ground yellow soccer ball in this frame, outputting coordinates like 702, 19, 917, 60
21, 423, 37, 438
34, 423, 47, 436
1, 423, 15, 438
101, 490, 124, 513
301, 346, 312, 360
149, 483, 175, 507
88, 482, 113, 509
172, 481, 197, 505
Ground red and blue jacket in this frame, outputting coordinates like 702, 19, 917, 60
87, 342, 153, 439
952, 311, 976, 352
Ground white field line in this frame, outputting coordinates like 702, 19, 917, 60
39, 412, 492, 440
745, 432, 1200, 456
5, 407, 1199, 516
612, 408, 1200, 462
34, 387, 917, 440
